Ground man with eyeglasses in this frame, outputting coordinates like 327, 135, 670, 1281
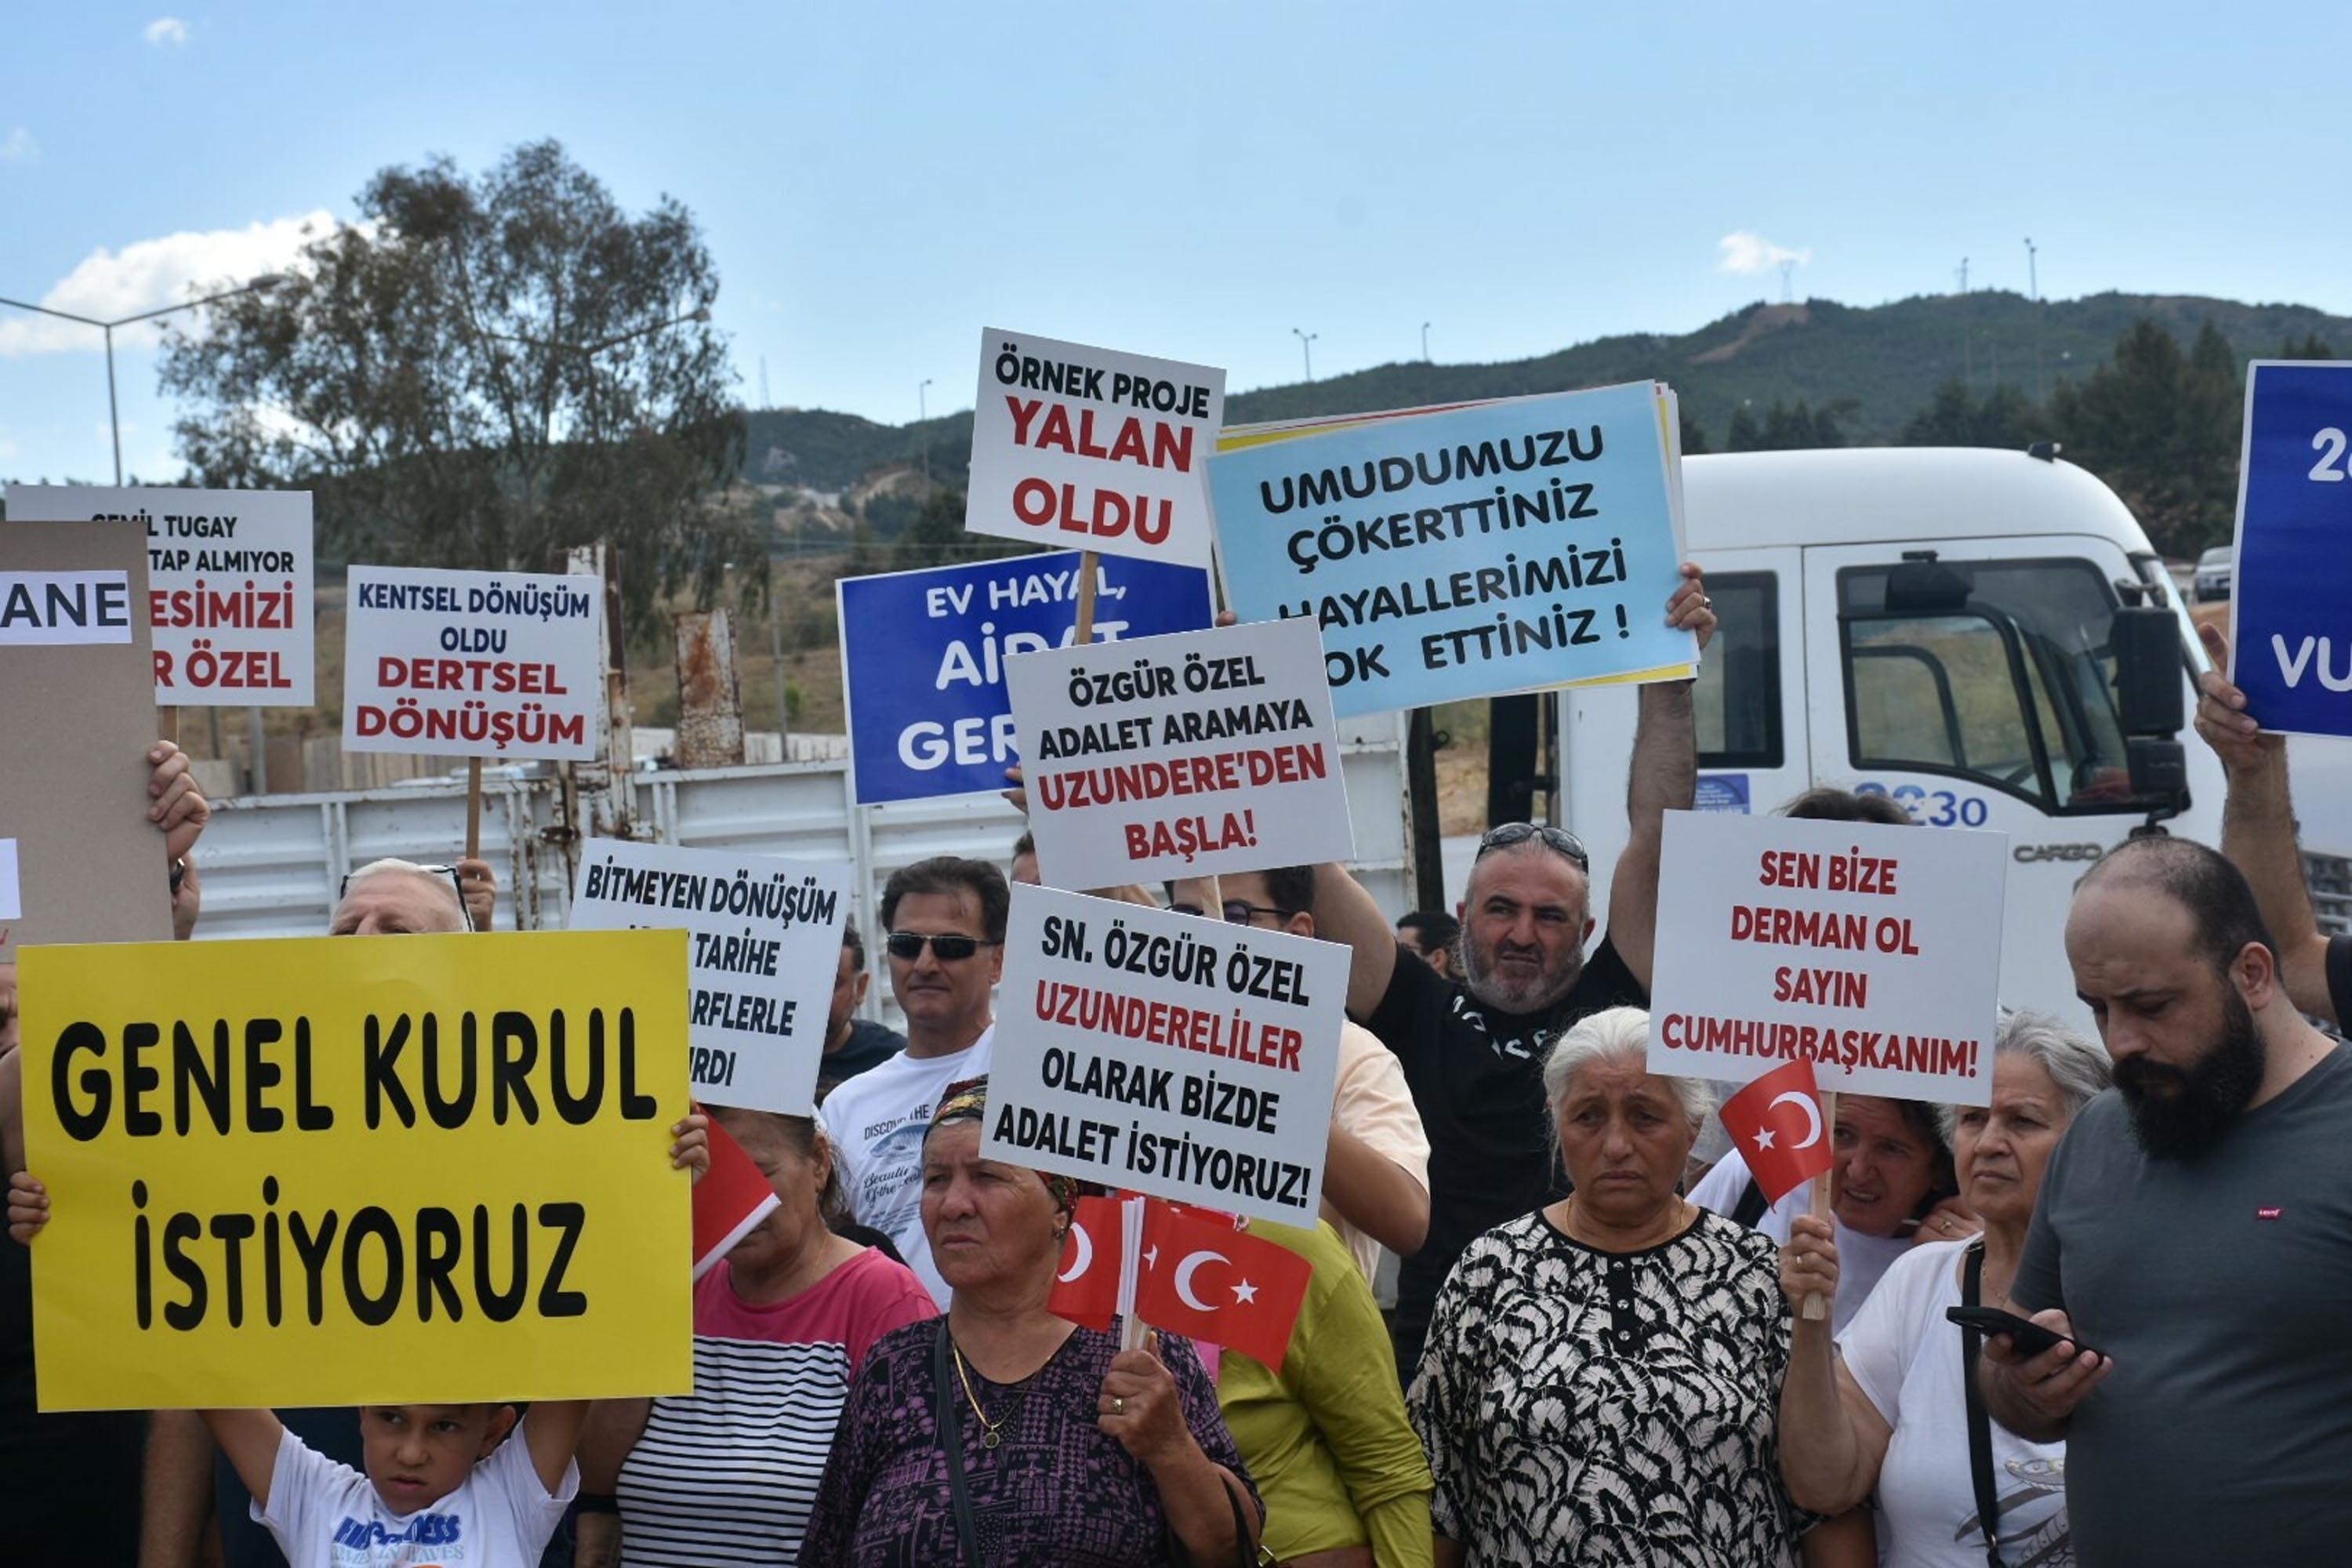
819, 855, 1008, 1307
1170, 866, 1432, 1284
1305, 565, 1716, 1378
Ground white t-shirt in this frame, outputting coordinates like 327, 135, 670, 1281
819, 1025, 993, 1307
1323, 1019, 1431, 1282
255, 1417, 576, 1566
1688, 1145, 1911, 1331
1838, 1238, 2071, 1567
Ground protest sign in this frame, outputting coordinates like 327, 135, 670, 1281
2229, 360, 2352, 738
966, 328, 1225, 567
566, 839, 851, 1114
1004, 618, 1353, 888
1647, 809, 2007, 1104
837, 550, 1214, 805
343, 565, 602, 761
5, 485, 314, 706
981, 886, 1347, 1225
0, 839, 18, 922
1207, 383, 1696, 715
19, 928, 693, 1410
0, 522, 171, 951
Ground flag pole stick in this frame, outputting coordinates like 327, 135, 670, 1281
1802, 1090, 1838, 1322
1075, 550, 1098, 644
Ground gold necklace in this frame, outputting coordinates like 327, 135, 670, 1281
949, 1337, 1017, 1450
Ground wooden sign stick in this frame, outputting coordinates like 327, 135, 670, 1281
1802, 1089, 1838, 1321
464, 757, 485, 862
1074, 550, 1099, 644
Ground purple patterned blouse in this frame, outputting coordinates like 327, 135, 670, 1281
796, 1319, 1259, 1566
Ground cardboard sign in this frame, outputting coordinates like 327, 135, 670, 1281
0, 838, 20, 922
1004, 619, 1354, 888
19, 929, 694, 1410
2230, 360, 2352, 738
566, 839, 851, 1114
836, 550, 1214, 805
981, 886, 1348, 1225
1207, 383, 1696, 715
343, 565, 602, 761
5, 485, 315, 706
0, 523, 171, 951
965, 328, 1225, 567
1647, 810, 2007, 1104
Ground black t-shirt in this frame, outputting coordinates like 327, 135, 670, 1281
0, 1234, 145, 1559
818, 1017, 906, 1096
2329, 934, 2352, 1028
1364, 937, 1648, 1374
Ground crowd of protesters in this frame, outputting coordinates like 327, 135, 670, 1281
9, 569, 2352, 1567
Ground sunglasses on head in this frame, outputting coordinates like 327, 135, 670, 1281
886, 931, 1000, 962
337, 863, 477, 931
1475, 821, 1590, 869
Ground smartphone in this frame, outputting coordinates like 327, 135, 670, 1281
1946, 1305, 2104, 1361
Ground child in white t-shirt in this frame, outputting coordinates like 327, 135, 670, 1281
5, 1115, 709, 1566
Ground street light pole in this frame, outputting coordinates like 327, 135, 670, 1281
1292, 327, 1318, 382
1421, 321, 1431, 362
2025, 237, 2045, 405
0, 274, 285, 483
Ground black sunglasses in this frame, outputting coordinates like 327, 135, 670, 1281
886, 931, 1001, 962
336, 862, 477, 932
1475, 822, 1590, 869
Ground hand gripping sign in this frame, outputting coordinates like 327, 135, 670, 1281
6, 485, 316, 706
343, 565, 602, 761
1004, 617, 1355, 889
965, 329, 1226, 568
19, 929, 694, 1410
981, 886, 1348, 1225
1646, 809, 2007, 1105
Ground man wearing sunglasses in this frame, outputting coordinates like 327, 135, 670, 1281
1305, 563, 1717, 1379
818, 855, 1008, 1308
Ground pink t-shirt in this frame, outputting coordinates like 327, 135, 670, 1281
617, 1245, 935, 1560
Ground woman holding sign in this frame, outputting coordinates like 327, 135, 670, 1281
1410, 1007, 1813, 1567
1775, 1011, 2111, 1566
798, 1077, 1263, 1566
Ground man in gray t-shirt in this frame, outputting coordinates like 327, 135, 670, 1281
1988, 835, 2352, 1566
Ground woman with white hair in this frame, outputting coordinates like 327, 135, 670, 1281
1777, 1011, 2114, 1566
1410, 1006, 1814, 1566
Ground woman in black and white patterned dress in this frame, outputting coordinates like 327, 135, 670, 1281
1410, 1006, 1813, 1567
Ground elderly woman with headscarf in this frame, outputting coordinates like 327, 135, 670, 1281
797, 1077, 1263, 1566
1777, 1011, 2114, 1566
1410, 1006, 1812, 1567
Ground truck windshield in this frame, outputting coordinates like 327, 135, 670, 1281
1840, 557, 2137, 813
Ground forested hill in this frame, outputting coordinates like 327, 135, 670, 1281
744, 289, 2352, 493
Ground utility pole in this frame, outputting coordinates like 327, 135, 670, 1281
1421, 321, 1431, 362
2025, 237, 2045, 404
760, 354, 771, 410
918, 378, 933, 481
1957, 257, 1973, 390
1292, 327, 1317, 382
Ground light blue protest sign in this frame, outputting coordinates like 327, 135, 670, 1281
2232, 361, 2352, 739
837, 551, 1214, 804
1207, 383, 1694, 716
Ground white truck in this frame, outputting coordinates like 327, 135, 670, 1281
1547, 444, 2352, 1033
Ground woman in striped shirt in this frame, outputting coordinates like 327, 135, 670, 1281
577, 1106, 938, 1565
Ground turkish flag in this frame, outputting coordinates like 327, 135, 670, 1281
693, 1115, 782, 1281
1134, 1200, 1312, 1373
1047, 1195, 1126, 1330
1719, 1056, 1835, 1207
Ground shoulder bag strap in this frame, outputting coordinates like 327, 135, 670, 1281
1731, 1176, 1771, 1228
1959, 1240, 2005, 1568
931, 1322, 985, 1568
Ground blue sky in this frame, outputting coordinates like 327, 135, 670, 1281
5, 2, 2348, 483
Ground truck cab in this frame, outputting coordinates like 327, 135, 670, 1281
1548, 445, 2230, 1030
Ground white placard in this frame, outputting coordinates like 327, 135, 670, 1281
982, 885, 1348, 1225
342, 566, 602, 760
1648, 810, 2008, 1105
0, 572, 133, 645
0, 837, 20, 922
965, 328, 1225, 567
564, 839, 852, 1114
1005, 618, 1354, 888
6, 486, 314, 705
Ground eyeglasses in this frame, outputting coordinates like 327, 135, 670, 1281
1475, 822, 1590, 869
1221, 901, 1293, 926
886, 931, 1001, 962
336, 863, 477, 932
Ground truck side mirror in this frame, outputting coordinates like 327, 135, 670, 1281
2111, 604, 2184, 735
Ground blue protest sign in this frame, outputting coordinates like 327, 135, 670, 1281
2232, 361, 2352, 739
1207, 383, 1694, 716
837, 551, 1214, 804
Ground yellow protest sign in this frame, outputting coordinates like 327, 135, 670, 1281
20, 929, 694, 1411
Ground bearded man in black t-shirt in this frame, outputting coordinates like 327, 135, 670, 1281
1305, 563, 1717, 1381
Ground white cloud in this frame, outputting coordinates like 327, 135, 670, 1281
143, 16, 188, 45
0, 128, 36, 163
0, 210, 337, 357
1717, 230, 1813, 275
